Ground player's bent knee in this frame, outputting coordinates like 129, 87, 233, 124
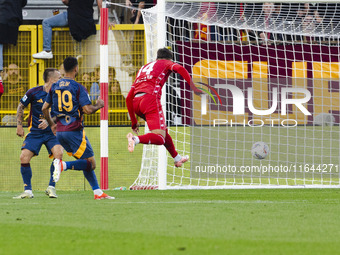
20, 150, 33, 163
87, 157, 96, 170
51, 145, 63, 159
19, 154, 30, 163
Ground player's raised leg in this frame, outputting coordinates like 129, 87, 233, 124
164, 129, 189, 167
128, 128, 189, 167
50, 144, 64, 183
127, 130, 165, 152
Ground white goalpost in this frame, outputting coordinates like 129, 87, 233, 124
130, 0, 340, 189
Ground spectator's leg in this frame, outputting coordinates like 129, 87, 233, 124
42, 12, 68, 51
73, 41, 82, 60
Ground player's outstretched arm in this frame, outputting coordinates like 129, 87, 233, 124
16, 102, 25, 137
82, 97, 104, 115
126, 87, 138, 131
173, 64, 203, 95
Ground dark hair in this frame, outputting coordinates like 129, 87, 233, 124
43, 68, 58, 83
156, 48, 173, 60
63, 57, 78, 72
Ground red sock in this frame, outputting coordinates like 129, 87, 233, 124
164, 130, 178, 158
138, 133, 165, 145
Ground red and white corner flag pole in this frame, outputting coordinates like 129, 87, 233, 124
100, 1, 109, 190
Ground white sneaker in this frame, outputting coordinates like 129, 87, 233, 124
174, 155, 189, 168
53, 159, 63, 182
13, 191, 34, 199
33, 51, 53, 59
45, 186, 58, 198
127, 133, 135, 152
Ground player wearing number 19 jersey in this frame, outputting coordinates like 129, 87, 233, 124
126, 48, 203, 167
42, 56, 114, 200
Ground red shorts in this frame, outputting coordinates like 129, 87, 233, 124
133, 93, 166, 131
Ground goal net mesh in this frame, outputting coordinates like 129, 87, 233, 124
130, 1, 340, 189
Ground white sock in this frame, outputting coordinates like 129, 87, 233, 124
134, 136, 140, 145
174, 154, 182, 162
24, 190, 33, 195
93, 189, 103, 196
48, 185, 55, 189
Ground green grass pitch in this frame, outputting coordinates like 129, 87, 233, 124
1, 126, 340, 254
1, 189, 340, 254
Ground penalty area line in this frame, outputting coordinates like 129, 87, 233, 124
103, 200, 307, 204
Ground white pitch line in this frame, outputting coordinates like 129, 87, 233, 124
102, 200, 307, 204
0, 202, 40, 206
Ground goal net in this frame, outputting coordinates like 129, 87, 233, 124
130, 0, 340, 189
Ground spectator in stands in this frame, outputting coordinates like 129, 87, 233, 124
241, 3, 265, 42
3, 63, 24, 97
258, 2, 283, 44
109, 67, 121, 95
3, 63, 22, 85
127, 0, 155, 24
108, 66, 125, 108
0, 0, 27, 98
294, 4, 322, 41
296, 3, 316, 27
82, 72, 91, 83
90, 66, 100, 101
313, 3, 340, 37
243, 2, 262, 23
193, 2, 218, 41
302, 15, 316, 41
2, 63, 25, 111
33, 0, 102, 59
81, 72, 92, 92
216, 3, 244, 42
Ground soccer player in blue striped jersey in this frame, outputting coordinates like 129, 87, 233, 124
42, 56, 114, 200
14, 68, 63, 199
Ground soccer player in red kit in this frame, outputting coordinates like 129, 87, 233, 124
126, 48, 202, 167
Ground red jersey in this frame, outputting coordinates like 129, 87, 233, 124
132, 59, 176, 97
126, 59, 202, 129
132, 59, 192, 98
